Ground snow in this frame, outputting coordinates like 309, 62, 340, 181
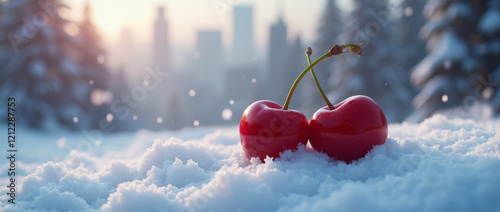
478, 8, 500, 35
2, 115, 500, 211
445, 2, 473, 19
411, 32, 470, 86
29, 59, 47, 78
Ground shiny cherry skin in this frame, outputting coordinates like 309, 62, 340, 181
240, 100, 308, 161
309, 95, 388, 163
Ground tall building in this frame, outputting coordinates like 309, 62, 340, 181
195, 30, 223, 95
232, 6, 254, 65
154, 6, 168, 70
149, 6, 174, 129
268, 16, 288, 101
117, 27, 133, 71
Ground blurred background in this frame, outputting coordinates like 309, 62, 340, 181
0, 0, 499, 132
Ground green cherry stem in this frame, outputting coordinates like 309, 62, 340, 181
282, 52, 329, 110
282, 43, 362, 110
306, 48, 334, 110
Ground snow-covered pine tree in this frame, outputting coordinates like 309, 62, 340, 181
408, 0, 492, 121
398, 0, 427, 71
476, 0, 500, 114
0, 0, 111, 130
313, 0, 342, 72
327, 0, 414, 123
302, 0, 343, 117
78, 1, 110, 94
76, 1, 114, 126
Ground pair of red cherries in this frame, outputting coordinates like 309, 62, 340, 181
239, 44, 388, 163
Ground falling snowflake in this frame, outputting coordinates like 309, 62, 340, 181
442, 94, 449, 103
56, 138, 66, 149
222, 108, 233, 121
189, 89, 196, 97
404, 7, 413, 17
106, 114, 114, 122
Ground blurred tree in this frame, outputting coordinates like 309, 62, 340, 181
0, 0, 112, 130
327, 0, 414, 123
408, 0, 500, 121
398, 0, 427, 71
302, 0, 343, 116
78, 1, 110, 93
313, 0, 342, 71
476, 0, 500, 114
77, 1, 113, 127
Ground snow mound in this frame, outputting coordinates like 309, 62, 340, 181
2, 115, 500, 212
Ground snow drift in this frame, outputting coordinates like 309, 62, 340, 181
2, 114, 500, 211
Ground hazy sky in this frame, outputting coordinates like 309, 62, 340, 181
66, 0, 352, 47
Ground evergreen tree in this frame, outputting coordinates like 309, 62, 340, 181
303, 0, 343, 116
0, 0, 111, 130
327, 0, 414, 123
476, 0, 500, 113
398, 0, 427, 71
314, 0, 342, 70
76, 1, 114, 127
408, 0, 499, 121
78, 1, 110, 92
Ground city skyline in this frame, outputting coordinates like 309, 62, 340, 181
66, 0, 354, 47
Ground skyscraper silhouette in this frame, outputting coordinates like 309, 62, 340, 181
232, 6, 254, 65
268, 16, 288, 102
154, 6, 168, 70
195, 30, 223, 95
149, 6, 173, 129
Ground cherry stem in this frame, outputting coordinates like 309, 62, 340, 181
306, 50, 334, 110
282, 53, 329, 110
282, 43, 362, 110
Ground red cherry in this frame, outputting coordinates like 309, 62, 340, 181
240, 100, 308, 161
309, 95, 388, 163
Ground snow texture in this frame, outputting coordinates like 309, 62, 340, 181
2, 115, 500, 212
478, 7, 500, 35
